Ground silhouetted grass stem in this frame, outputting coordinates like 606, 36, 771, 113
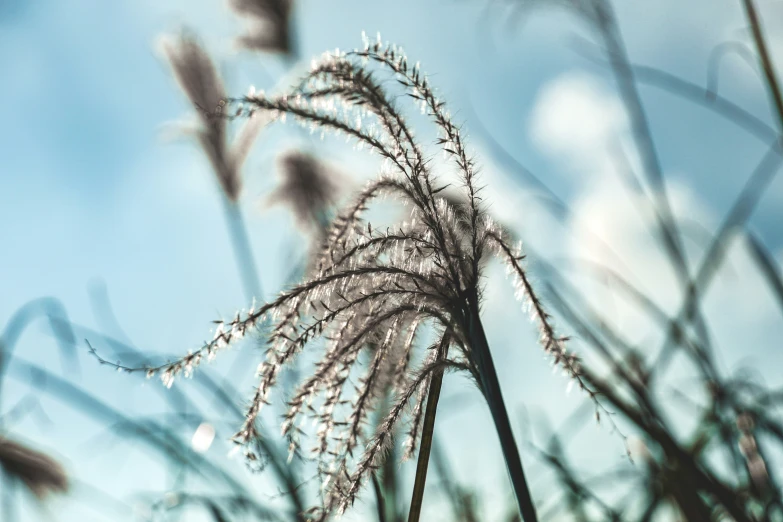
466, 291, 538, 522
407, 342, 448, 522
742, 0, 783, 137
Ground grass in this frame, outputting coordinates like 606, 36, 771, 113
3, 0, 783, 520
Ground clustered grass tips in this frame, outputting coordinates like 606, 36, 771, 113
96, 35, 584, 520
229, 0, 294, 55
0, 437, 69, 500
161, 30, 266, 204
267, 151, 338, 233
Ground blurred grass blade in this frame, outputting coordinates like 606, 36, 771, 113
746, 232, 783, 317
407, 341, 448, 522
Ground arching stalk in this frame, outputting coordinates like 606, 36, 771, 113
407, 341, 449, 522
466, 291, 538, 522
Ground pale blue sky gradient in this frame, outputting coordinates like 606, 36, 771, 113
2, 0, 783, 520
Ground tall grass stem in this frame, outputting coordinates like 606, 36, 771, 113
222, 199, 264, 305
407, 344, 448, 522
467, 292, 538, 522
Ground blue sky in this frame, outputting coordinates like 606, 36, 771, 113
2, 0, 783, 521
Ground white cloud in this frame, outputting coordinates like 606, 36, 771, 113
529, 72, 627, 176
528, 70, 783, 377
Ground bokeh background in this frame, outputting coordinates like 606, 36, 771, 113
2, 0, 783, 520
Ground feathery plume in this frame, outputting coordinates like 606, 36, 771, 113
100, 36, 578, 521
228, 0, 293, 55
162, 30, 266, 202
0, 437, 69, 500
267, 151, 339, 232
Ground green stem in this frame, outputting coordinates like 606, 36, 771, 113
222, 199, 264, 306
372, 473, 389, 522
407, 341, 448, 522
466, 293, 538, 522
